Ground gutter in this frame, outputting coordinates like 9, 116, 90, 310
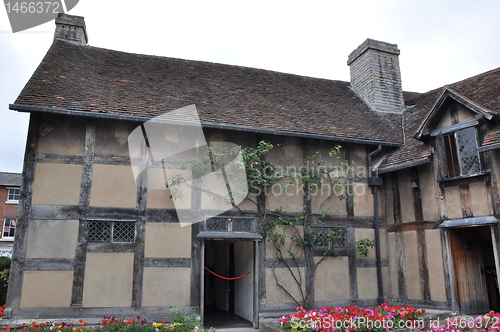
377, 158, 430, 174
9, 103, 402, 147
367, 145, 384, 304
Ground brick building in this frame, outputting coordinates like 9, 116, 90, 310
0, 172, 22, 257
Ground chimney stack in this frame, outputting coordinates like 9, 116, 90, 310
347, 39, 405, 113
54, 13, 88, 46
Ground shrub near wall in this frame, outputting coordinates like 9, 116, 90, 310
0, 257, 10, 305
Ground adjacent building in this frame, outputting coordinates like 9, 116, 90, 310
0, 172, 22, 257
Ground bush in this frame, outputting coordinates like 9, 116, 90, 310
0, 257, 11, 305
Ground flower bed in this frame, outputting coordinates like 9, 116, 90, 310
419, 312, 500, 332
278, 304, 426, 332
0, 311, 214, 332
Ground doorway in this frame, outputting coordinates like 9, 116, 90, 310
203, 240, 255, 329
449, 226, 500, 314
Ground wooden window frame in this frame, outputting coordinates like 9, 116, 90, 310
2, 218, 16, 240
436, 126, 483, 180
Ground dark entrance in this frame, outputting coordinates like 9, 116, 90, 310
203, 240, 254, 329
450, 226, 500, 314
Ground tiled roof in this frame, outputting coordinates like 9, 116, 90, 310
445, 67, 500, 115
13, 39, 500, 170
378, 90, 439, 172
13, 40, 403, 145
482, 125, 500, 147
0, 172, 22, 187
380, 67, 500, 171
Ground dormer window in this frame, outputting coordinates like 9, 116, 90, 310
415, 89, 494, 181
436, 126, 483, 180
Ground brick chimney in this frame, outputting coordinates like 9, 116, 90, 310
54, 13, 88, 46
347, 39, 405, 113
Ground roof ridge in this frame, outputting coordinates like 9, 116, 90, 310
69, 40, 352, 84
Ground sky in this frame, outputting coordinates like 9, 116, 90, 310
1, 0, 500, 173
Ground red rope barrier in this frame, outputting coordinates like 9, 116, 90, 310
204, 266, 251, 280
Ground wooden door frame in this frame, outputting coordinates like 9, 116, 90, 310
489, 225, 500, 302
199, 239, 260, 329
445, 224, 500, 314
443, 229, 460, 313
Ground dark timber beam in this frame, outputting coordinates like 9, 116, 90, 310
71, 118, 96, 308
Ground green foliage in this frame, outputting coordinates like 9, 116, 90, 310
301, 145, 352, 200
165, 173, 187, 200
168, 310, 203, 332
0, 257, 11, 271
0, 257, 10, 305
355, 238, 375, 257
241, 141, 287, 193
6, 313, 216, 332
261, 209, 343, 256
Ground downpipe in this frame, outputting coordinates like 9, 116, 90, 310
367, 145, 384, 304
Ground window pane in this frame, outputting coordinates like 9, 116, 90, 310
8, 189, 20, 201
3, 218, 16, 238
88, 221, 111, 242
88, 221, 136, 243
456, 127, 482, 176
443, 134, 460, 177
435, 133, 447, 180
312, 227, 347, 248
112, 222, 135, 243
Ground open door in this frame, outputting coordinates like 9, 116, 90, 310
450, 227, 489, 314
234, 241, 253, 322
201, 239, 258, 329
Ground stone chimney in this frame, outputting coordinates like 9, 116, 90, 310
54, 13, 88, 46
347, 39, 405, 113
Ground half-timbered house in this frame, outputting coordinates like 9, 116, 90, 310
6, 13, 500, 327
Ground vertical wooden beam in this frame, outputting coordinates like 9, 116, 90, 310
71, 118, 96, 307
200, 240, 205, 328
344, 146, 354, 216
303, 139, 314, 308
459, 184, 472, 218
347, 227, 358, 300
190, 222, 201, 307
255, 132, 267, 307
417, 228, 431, 302
442, 229, 459, 311
391, 172, 402, 225
253, 240, 259, 329
410, 168, 423, 222
71, 219, 89, 307
391, 171, 407, 301
132, 132, 148, 308
257, 183, 267, 306
490, 225, 500, 304
5, 113, 41, 317
484, 151, 500, 215
395, 231, 407, 301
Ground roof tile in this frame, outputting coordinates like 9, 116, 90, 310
14, 40, 403, 144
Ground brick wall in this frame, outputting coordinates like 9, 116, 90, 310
0, 185, 19, 241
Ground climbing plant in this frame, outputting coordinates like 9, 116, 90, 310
165, 140, 375, 307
